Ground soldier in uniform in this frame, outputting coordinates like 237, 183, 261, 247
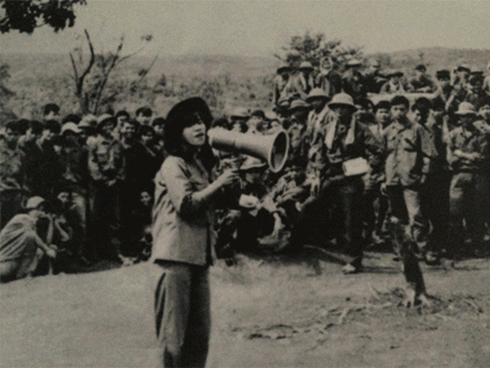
272, 65, 293, 107
446, 102, 489, 258
342, 59, 367, 99
363, 59, 386, 94
315, 56, 343, 99
300, 93, 383, 274
409, 64, 436, 93
380, 70, 409, 94
382, 95, 435, 306
291, 61, 315, 101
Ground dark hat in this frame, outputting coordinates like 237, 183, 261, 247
251, 109, 266, 119
468, 74, 484, 85
166, 97, 213, 128
436, 69, 450, 79
457, 63, 471, 72
277, 65, 291, 74
386, 69, 404, 78
164, 97, 213, 156
415, 64, 427, 72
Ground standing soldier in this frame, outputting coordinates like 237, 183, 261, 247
299, 93, 383, 274
291, 61, 315, 101
446, 102, 489, 258
87, 114, 125, 262
305, 88, 332, 173
0, 120, 26, 229
342, 59, 367, 100
412, 98, 449, 264
382, 95, 434, 306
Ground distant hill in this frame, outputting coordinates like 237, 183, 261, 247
2, 47, 489, 83
370, 47, 490, 74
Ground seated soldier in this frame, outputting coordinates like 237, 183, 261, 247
432, 69, 453, 106
0, 197, 57, 283
380, 70, 409, 94
409, 64, 436, 93
266, 156, 311, 230
273, 65, 294, 107
216, 157, 284, 256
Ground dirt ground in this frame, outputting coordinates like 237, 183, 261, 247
1, 249, 489, 368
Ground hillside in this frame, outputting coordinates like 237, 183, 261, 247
0, 47, 489, 121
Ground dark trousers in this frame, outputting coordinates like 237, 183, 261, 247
88, 182, 121, 260
294, 177, 364, 265
0, 190, 24, 230
448, 172, 488, 253
421, 170, 451, 255
153, 262, 210, 368
386, 185, 426, 294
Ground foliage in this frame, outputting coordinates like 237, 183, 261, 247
275, 31, 363, 71
0, 63, 17, 124
0, 0, 86, 34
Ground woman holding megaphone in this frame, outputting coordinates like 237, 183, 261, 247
151, 97, 239, 368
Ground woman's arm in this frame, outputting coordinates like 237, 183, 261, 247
162, 158, 239, 219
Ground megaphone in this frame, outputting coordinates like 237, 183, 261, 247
208, 129, 289, 173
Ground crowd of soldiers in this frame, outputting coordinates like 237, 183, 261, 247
1, 56, 490, 287
0, 106, 163, 281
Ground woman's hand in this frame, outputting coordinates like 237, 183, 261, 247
215, 169, 240, 188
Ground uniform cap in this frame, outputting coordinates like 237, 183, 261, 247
25, 196, 45, 210
79, 114, 97, 129
328, 93, 357, 110
61, 122, 81, 135
386, 69, 404, 78
289, 99, 310, 111
299, 61, 314, 70
240, 156, 267, 171
96, 114, 117, 129
230, 107, 250, 119
455, 102, 476, 115
305, 88, 330, 103
347, 59, 362, 67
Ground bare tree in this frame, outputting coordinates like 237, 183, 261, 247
69, 30, 155, 115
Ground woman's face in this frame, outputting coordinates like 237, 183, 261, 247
182, 122, 206, 147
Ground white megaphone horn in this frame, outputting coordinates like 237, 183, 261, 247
207, 129, 289, 173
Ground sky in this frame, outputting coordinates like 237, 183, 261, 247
1, 0, 489, 57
